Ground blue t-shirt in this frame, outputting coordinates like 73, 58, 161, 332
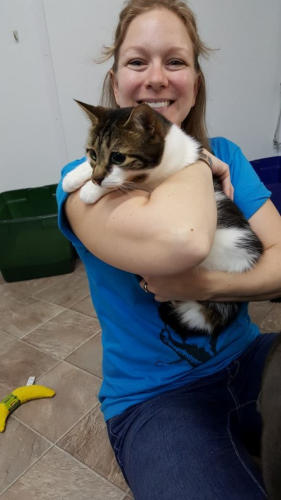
56, 137, 271, 421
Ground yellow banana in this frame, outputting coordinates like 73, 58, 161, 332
0, 385, 55, 432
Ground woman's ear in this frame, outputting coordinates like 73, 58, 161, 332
110, 69, 120, 106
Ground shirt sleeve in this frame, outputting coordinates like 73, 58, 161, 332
211, 137, 271, 220
56, 157, 87, 249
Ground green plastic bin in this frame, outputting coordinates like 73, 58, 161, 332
0, 184, 76, 282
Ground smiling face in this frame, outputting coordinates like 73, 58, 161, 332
111, 7, 200, 127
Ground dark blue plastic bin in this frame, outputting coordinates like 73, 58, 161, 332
251, 156, 281, 214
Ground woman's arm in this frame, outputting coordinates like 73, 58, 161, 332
65, 161, 217, 277
142, 199, 281, 301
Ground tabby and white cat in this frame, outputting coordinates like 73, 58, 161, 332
63, 101, 263, 342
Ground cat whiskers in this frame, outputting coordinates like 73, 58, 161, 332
118, 181, 137, 193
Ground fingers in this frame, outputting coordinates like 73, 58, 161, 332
154, 295, 168, 302
140, 279, 155, 295
140, 280, 168, 302
221, 178, 234, 200
140, 279, 151, 293
202, 150, 234, 200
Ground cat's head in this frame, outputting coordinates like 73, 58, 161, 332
75, 100, 172, 189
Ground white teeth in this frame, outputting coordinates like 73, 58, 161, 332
144, 101, 170, 109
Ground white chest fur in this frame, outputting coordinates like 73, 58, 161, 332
135, 125, 200, 190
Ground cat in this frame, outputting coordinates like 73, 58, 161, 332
259, 333, 281, 500
63, 101, 263, 347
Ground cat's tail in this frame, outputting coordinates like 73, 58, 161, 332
159, 300, 240, 340
199, 301, 240, 333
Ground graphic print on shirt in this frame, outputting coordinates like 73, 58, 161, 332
157, 323, 217, 367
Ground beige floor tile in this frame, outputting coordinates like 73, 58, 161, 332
70, 294, 97, 317
259, 303, 281, 333
0, 339, 58, 396
66, 332, 102, 377
0, 419, 51, 494
0, 273, 72, 298
58, 405, 128, 492
14, 361, 101, 443
23, 309, 101, 360
0, 289, 64, 338
0, 330, 17, 350
33, 272, 90, 308
248, 301, 274, 328
1, 447, 125, 500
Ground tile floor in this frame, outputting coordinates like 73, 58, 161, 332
0, 259, 281, 499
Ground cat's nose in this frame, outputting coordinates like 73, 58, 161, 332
93, 177, 104, 186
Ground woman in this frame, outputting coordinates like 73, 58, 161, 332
57, 1, 281, 498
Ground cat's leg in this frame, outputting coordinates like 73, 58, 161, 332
62, 161, 92, 192
79, 180, 108, 204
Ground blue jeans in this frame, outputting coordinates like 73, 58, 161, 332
107, 333, 280, 500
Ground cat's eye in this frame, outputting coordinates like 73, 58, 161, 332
110, 152, 126, 165
88, 149, 96, 161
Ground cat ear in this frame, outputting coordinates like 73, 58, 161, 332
123, 103, 158, 134
74, 99, 104, 126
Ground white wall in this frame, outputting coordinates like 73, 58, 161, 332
191, 0, 281, 157
0, 0, 68, 192
1, 0, 280, 192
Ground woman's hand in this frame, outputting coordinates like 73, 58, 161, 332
140, 266, 215, 302
141, 202, 281, 303
202, 149, 234, 200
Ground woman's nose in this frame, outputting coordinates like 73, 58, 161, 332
145, 62, 168, 90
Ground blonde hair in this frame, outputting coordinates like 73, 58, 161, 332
99, 0, 211, 150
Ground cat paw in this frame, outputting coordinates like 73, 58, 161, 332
79, 181, 104, 204
62, 161, 92, 192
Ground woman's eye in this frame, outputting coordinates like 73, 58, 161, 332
110, 152, 126, 165
88, 149, 96, 161
168, 59, 186, 67
127, 59, 145, 67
